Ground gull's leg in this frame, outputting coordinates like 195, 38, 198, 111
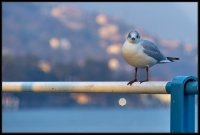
140, 66, 149, 83
127, 67, 138, 86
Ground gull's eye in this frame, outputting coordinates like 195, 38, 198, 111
136, 34, 139, 39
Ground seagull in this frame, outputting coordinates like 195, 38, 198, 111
121, 30, 179, 85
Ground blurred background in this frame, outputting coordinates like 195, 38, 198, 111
2, 2, 197, 132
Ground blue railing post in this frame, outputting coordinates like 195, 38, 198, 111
166, 76, 198, 133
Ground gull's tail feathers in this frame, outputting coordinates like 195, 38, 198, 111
159, 57, 180, 63
166, 57, 180, 62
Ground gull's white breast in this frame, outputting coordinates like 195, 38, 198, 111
121, 41, 157, 68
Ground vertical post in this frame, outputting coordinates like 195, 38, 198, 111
166, 76, 197, 133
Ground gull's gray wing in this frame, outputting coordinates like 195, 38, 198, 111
140, 40, 166, 62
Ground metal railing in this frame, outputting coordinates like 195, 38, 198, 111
2, 76, 198, 133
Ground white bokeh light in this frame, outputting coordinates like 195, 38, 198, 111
118, 97, 126, 106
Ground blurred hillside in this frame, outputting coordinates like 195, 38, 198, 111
2, 3, 197, 109
55, 2, 197, 45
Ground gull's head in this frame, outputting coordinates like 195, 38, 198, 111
127, 30, 140, 44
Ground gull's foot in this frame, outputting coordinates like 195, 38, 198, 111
127, 79, 138, 86
139, 80, 149, 84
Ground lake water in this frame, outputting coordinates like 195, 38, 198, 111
2, 107, 198, 133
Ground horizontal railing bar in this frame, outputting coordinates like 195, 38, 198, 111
2, 82, 169, 94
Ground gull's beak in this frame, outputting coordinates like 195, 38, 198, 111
131, 37, 135, 40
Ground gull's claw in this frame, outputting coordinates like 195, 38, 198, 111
127, 79, 137, 86
139, 80, 148, 84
